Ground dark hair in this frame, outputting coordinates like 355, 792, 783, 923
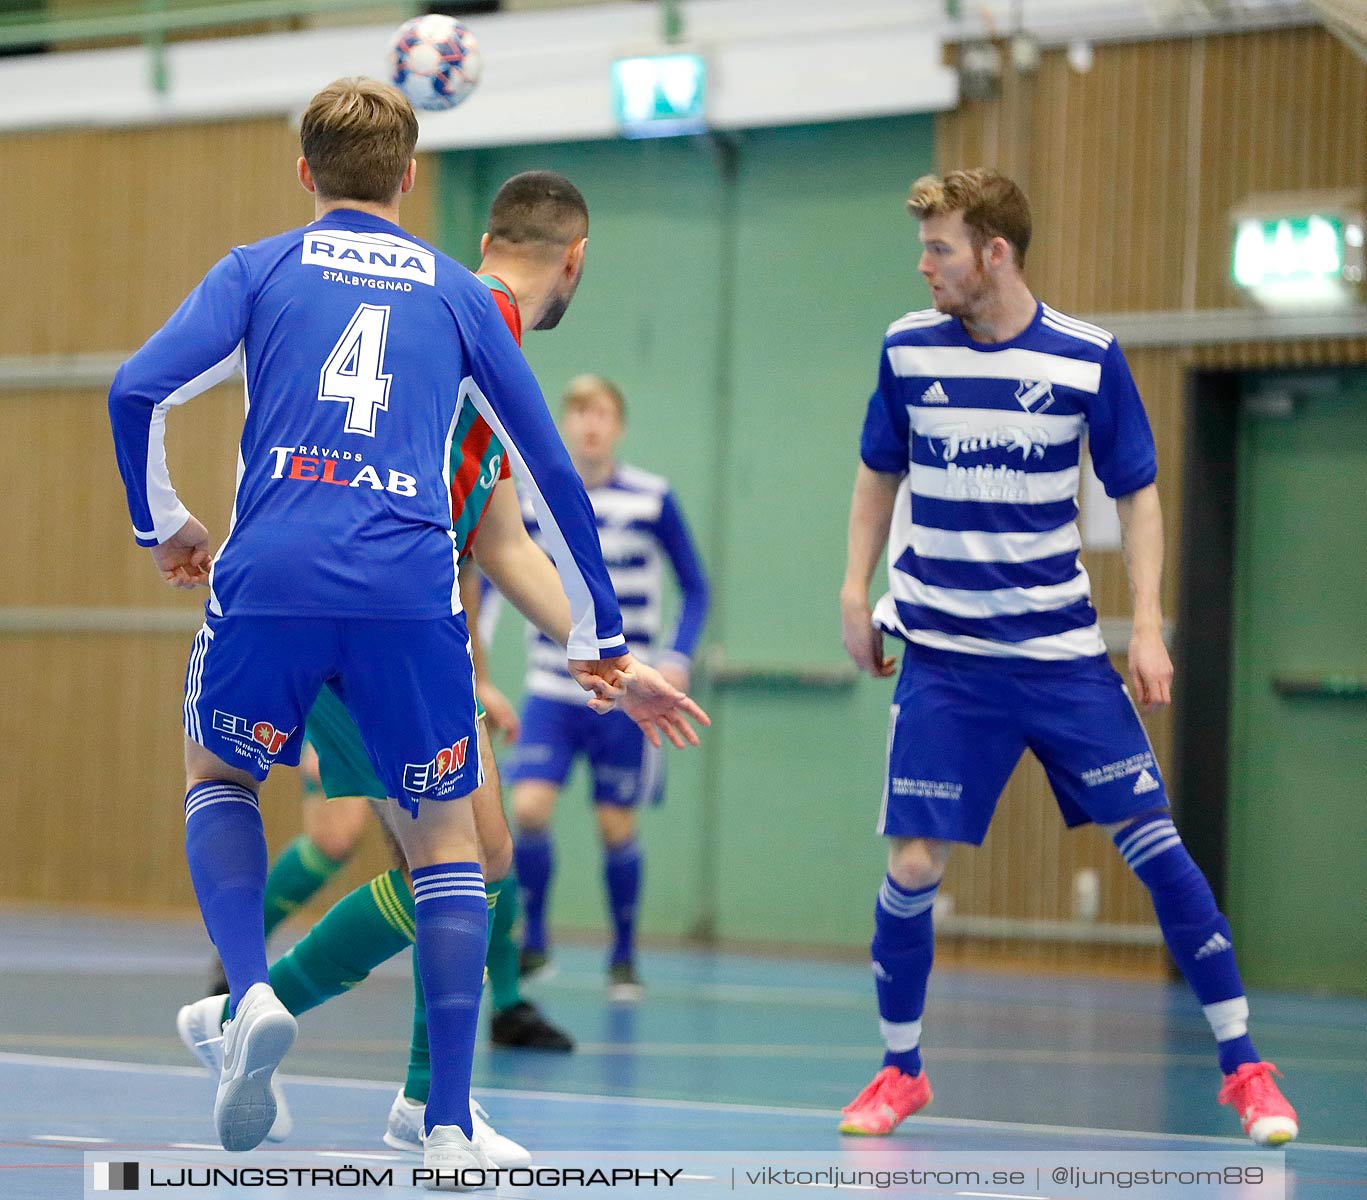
300, 78, 418, 204
487, 171, 589, 248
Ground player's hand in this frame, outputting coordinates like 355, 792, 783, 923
1128, 623, 1173, 709
477, 679, 521, 743
586, 654, 710, 749
568, 656, 629, 703
150, 514, 213, 589
841, 587, 895, 678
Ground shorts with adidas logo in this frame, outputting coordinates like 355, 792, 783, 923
879, 646, 1168, 845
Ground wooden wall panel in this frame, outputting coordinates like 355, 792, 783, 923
0, 117, 435, 356
0, 632, 394, 912
1194, 30, 1367, 310
0, 113, 435, 915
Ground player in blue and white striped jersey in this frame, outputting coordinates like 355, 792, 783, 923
107, 80, 704, 1175
838, 169, 1296, 1144
506, 374, 710, 1000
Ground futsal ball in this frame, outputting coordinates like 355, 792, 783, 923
388, 15, 482, 112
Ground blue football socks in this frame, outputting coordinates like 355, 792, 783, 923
184, 781, 269, 1018
411, 862, 487, 1137
513, 827, 553, 955
1114, 814, 1259, 1074
871, 875, 938, 1077
603, 839, 642, 966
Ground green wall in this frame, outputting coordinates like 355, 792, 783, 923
436, 116, 935, 952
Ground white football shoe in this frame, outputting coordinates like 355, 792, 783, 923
421, 1124, 495, 1191
188, 984, 297, 1151
384, 1088, 531, 1168
177, 992, 293, 1143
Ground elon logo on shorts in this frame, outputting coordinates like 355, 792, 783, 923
211, 710, 292, 755
403, 736, 471, 794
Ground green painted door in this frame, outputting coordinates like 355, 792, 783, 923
1228, 370, 1367, 993
435, 118, 937, 949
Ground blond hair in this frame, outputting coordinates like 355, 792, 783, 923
907, 168, 1032, 266
562, 373, 626, 422
300, 78, 418, 204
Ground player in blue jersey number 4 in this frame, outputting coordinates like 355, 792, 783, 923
108, 78, 706, 1185
838, 169, 1296, 1146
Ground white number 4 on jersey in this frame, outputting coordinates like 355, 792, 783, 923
319, 304, 392, 437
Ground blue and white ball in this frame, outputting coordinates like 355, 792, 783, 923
388, 15, 482, 112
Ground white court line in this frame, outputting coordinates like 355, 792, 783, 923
317, 1152, 403, 1161
32, 1134, 111, 1143
2, 1050, 1362, 1157
170, 1143, 221, 1150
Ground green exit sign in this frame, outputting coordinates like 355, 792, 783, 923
1231, 210, 1365, 307
611, 53, 706, 138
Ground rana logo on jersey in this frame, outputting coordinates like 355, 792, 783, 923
303, 232, 435, 286
1015, 378, 1056, 413
403, 736, 472, 794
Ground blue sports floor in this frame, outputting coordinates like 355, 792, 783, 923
1, 908, 1364, 1197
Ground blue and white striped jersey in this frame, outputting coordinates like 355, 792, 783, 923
520, 464, 709, 702
860, 302, 1157, 662
108, 209, 626, 663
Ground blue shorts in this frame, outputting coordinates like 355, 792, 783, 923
880, 648, 1168, 845
505, 695, 664, 808
183, 613, 480, 814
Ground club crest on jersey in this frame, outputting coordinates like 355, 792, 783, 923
403, 736, 472, 795
302, 232, 435, 287
212, 710, 293, 756
1015, 378, 1055, 413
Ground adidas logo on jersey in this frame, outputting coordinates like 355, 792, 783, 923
920, 380, 949, 405
1195, 932, 1233, 960
1132, 769, 1160, 796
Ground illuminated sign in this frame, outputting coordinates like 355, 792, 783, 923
611, 53, 706, 138
1231, 206, 1364, 308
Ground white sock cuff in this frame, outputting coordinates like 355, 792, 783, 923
1204, 995, 1250, 1042
879, 1018, 923, 1053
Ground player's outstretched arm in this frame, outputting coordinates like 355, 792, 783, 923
1116, 482, 1173, 708
840, 464, 901, 678
470, 479, 573, 647
459, 305, 627, 673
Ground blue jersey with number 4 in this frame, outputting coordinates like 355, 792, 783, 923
109, 209, 626, 661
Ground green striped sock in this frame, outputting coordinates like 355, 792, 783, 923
262, 869, 416, 1019
486, 873, 523, 1013
262, 835, 347, 939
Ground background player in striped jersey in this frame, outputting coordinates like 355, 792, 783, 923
838, 169, 1297, 1145
109, 79, 703, 1181
508, 375, 710, 1000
